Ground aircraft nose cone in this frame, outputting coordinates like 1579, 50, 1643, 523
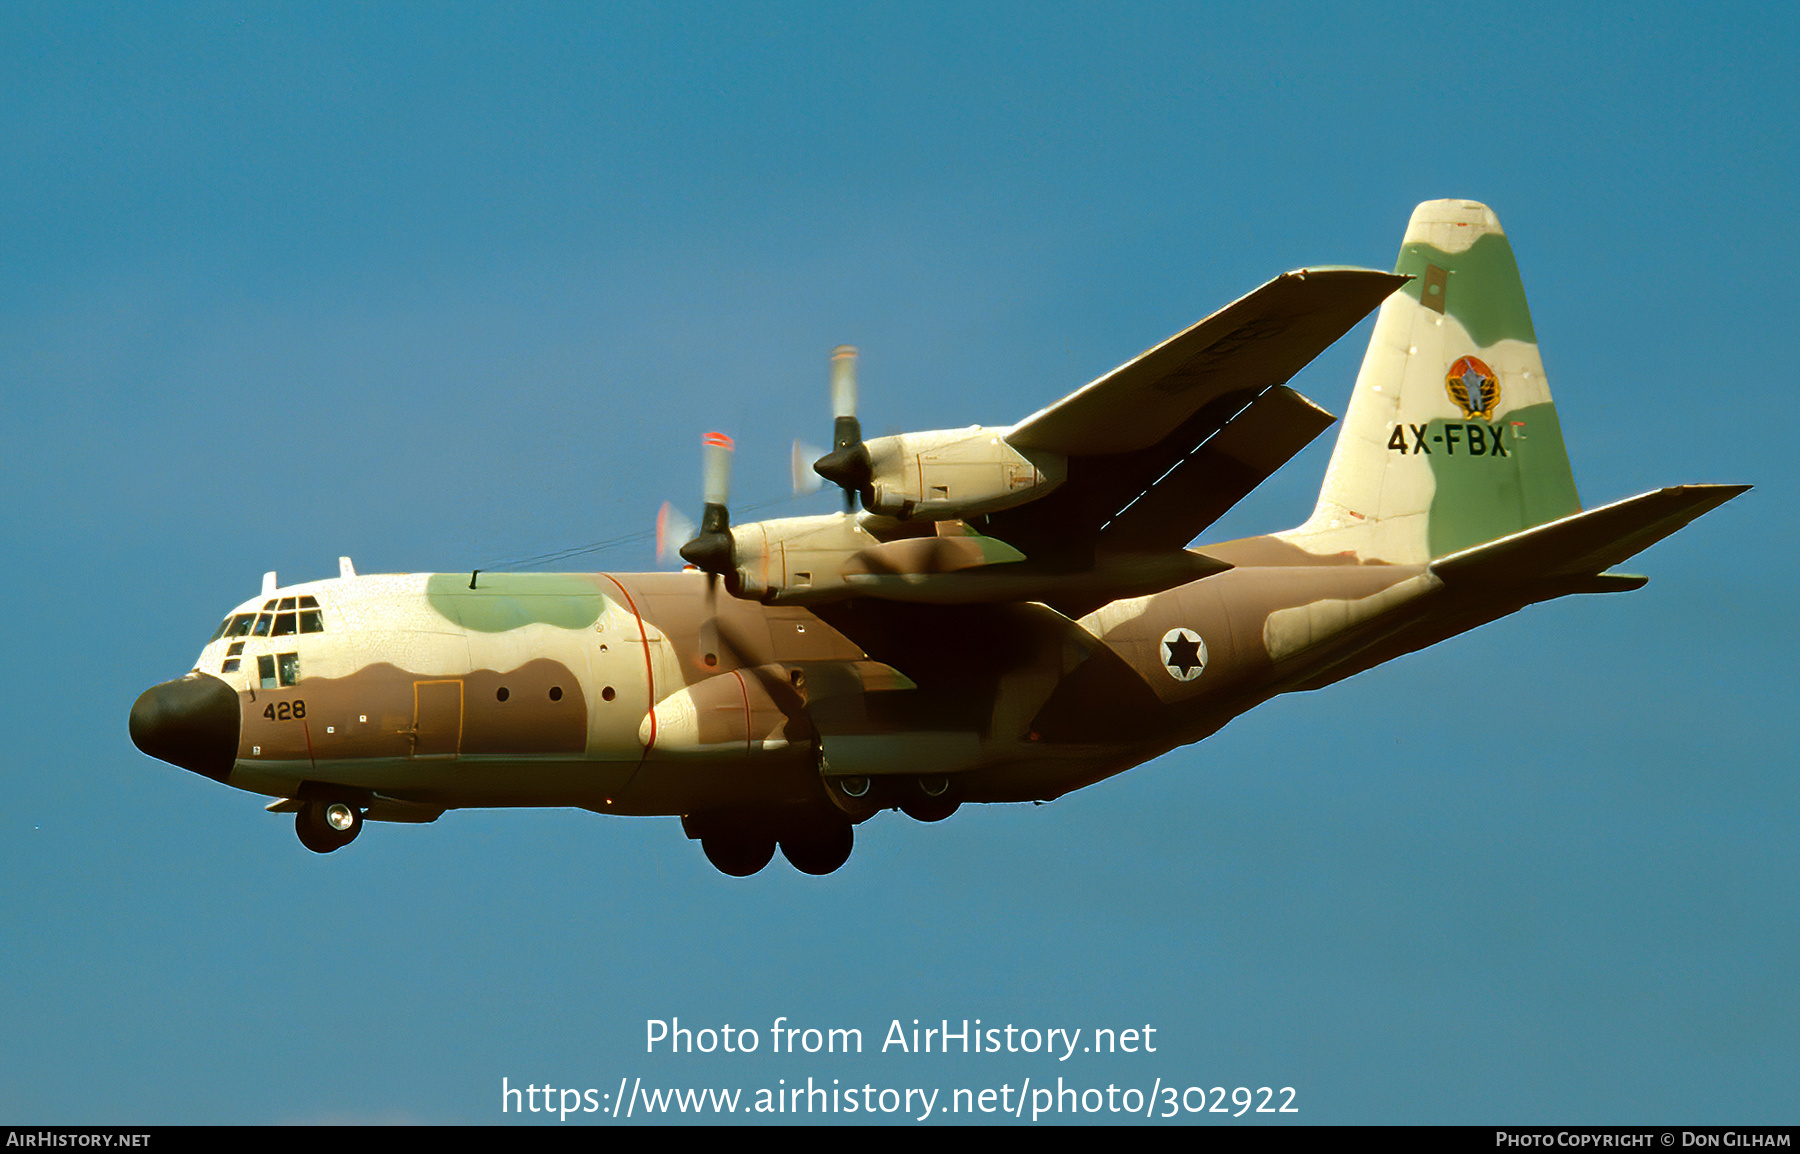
129, 672, 240, 783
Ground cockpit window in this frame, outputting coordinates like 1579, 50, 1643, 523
214, 597, 325, 648
210, 613, 260, 644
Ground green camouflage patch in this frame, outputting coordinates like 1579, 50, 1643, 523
425, 572, 608, 632
1396, 231, 1538, 349
1425, 402, 1582, 558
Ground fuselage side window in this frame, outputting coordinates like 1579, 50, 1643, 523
257, 655, 277, 689
277, 652, 300, 687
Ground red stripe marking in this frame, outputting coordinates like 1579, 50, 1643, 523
703, 432, 734, 450
730, 670, 750, 754
600, 574, 657, 758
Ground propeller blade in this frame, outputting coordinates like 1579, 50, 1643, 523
701, 431, 734, 510
830, 344, 859, 432
655, 502, 696, 566
815, 345, 870, 512
791, 439, 827, 496
680, 431, 737, 579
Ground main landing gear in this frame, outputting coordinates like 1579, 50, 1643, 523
692, 812, 855, 877
898, 776, 959, 823
692, 774, 966, 877
295, 800, 363, 854
825, 774, 963, 824
778, 820, 854, 875
701, 830, 777, 877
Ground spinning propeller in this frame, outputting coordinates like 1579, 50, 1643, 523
661, 431, 807, 725
663, 343, 866, 580
807, 345, 872, 512
672, 431, 737, 611
653, 502, 696, 566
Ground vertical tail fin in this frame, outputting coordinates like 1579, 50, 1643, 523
1281, 200, 1582, 564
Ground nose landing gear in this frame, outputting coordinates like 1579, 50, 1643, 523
295, 800, 363, 853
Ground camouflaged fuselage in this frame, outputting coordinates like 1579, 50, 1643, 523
174, 547, 1440, 819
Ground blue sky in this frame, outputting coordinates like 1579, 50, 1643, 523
3, 1, 1795, 1125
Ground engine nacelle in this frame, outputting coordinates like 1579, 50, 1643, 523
727, 513, 881, 603
722, 513, 1029, 606
861, 427, 1065, 520
642, 668, 798, 757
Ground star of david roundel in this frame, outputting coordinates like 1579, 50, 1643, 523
1160, 627, 1208, 682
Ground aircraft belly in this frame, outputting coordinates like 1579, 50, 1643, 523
608, 750, 825, 816
228, 755, 642, 808
230, 752, 823, 815
939, 744, 1159, 803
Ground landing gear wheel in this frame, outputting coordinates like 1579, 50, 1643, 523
702, 832, 777, 877
822, 773, 881, 822
900, 795, 960, 822
899, 777, 959, 822
295, 800, 362, 853
779, 819, 854, 875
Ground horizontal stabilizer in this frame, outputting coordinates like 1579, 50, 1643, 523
1007, 267, 1406, 457
1430, 484, 1750, 587
1276, 486, 1744, 696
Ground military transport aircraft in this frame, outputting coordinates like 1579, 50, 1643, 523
129, 200, 1746, 876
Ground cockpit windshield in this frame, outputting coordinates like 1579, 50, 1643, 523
208, 595, 326, 645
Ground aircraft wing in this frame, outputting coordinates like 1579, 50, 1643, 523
1007, 267, 1407, 456
981, 268, 1406, 568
